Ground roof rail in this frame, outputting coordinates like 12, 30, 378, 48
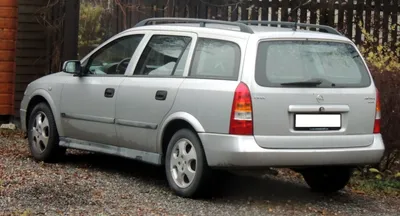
237, 20, 342, 36
135, 17, 255, 34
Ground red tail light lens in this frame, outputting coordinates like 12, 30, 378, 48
229, 82, 253, 135
374, 89, 381, 134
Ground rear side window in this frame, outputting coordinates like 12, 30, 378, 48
255, 40, 371, 88
134, 35, 192, 76
190, 38, 241, 80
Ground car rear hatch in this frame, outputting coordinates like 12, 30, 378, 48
249, 39, 378, 149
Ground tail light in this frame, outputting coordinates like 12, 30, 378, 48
374, 89, 381, 133
229, 82, 253, 135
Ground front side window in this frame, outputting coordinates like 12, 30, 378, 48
134, 35, 192, 76
255, 40, 371, 88
84, 34, 144, 75
190, 38, 241, 80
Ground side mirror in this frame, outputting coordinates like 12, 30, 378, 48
62, 60, 82, 75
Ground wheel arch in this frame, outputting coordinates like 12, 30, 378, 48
26, 89, 63, 136
158, 112, 205, 160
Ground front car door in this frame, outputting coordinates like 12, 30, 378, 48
59, 32, 145, 145
115, 31, 197, 153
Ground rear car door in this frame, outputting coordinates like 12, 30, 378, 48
60, 33, 145, 145
115, 31, 196, 152
248, 39, 377, 149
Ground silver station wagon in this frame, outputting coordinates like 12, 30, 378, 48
20, 18, 385, 198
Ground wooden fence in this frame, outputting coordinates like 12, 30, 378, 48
109, 0, 400, 49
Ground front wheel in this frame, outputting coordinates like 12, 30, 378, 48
165, 129, 211, 198
27, 102, 65, 162
302, 166, 353, 193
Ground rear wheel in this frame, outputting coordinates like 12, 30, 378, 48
302, 166, 353, 193
27, 102, 65, 162
165, 129, 211, 198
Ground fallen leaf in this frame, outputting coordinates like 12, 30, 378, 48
369, 168, 380, 173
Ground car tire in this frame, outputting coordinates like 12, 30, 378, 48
165, 128, 211, 198
27, 102, 65, 162
302, 166, 353, 193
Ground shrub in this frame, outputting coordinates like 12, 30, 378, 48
358, 25, 400, 171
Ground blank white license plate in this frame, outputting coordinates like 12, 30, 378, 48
295, 114, 341, 129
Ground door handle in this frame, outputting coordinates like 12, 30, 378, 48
104, 88, 115, 98
155, 90, 167, 101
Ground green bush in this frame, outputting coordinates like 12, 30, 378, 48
358, 25, 400, 171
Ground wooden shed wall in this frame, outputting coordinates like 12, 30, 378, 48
15, 0, 47, 117
0, 0, 17, 116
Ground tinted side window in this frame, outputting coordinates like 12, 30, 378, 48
85, 35, 144, 75
134, 35, 192, 76
190, 38, 241, 80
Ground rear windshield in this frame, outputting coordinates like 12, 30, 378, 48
255, 40, 371, 88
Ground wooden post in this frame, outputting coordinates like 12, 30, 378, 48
62, 0, 80, 62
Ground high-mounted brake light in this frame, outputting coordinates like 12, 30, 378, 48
374, 89, 381, 134
229, 82, 253, 135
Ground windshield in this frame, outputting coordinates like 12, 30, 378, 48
255, 40, 371, 88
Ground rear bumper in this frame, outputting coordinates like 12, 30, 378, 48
199, 133, 385, 168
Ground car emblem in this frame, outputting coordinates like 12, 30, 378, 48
316, 95, 324, 103
319, 107, 325, 112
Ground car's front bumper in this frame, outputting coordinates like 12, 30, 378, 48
19, 95, 29, 133
199, 133, 385, 168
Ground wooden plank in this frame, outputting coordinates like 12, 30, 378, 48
271, 0, 278, 22
231, 1, 239, 21
310, 1, 317, 25
261, 0, 269, 22
300, 4, 307, 24
198, 0, 207, 18
16, 57, 46, 66
17, 32, 45, 40
155, 0, 164, 17
17, 23, 44, 32
327, 0, 335, 27
0, 41, 16, 50
365, 0, 372, 34
17, 5, 43, 14
250, 0, 260, 21
175, 0, 186, 18
16, 66, 46, 75
17, 14, 41, 23
374, 0, 382, 44
281, 0, 289, 21
18, 0, 47, 5
16, 40, 46, 49
220, 3, 229, 20
187, 0, 198, 18
345, 0, 354, 39
240, 0, 249, 20
0, 30, 16, 40
0, 51, 15, 61
382, 0, 390, 44
0, 72, 13, 82
337, 2, 345, 32
0, 62, 14, 72
0, 7, 17, 18
0, 18, 17, 29
209, 1, 217, 19
16, 49, 46, 58
390, 1, 398, 49
354, 0, 364, 45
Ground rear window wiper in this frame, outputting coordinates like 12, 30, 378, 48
280, 78, 323, 87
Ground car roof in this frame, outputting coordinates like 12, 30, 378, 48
122, 22, 351, 43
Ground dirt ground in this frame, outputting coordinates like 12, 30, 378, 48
1, 135, 399, 216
